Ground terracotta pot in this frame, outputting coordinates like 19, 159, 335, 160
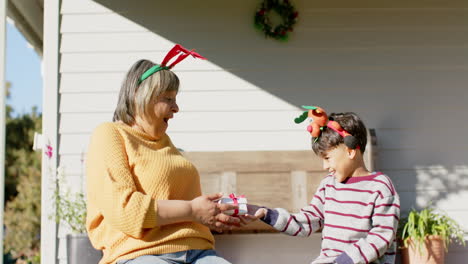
401, 235, 445, 264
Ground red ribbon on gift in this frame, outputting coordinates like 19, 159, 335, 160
229, 193, 245, 217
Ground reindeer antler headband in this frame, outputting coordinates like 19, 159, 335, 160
138, 44, 206, 84
294, 105, 360, 149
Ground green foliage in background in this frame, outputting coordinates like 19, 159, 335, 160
4, 163, 41, 264
3, 82, 42, 264
399, 207, 466, 254
53, 170, 87, 234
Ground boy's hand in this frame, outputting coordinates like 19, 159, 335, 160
238, 204, 268, 226
247, 204, 267, 218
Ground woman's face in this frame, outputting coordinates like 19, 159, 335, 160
135, 90, 179, 140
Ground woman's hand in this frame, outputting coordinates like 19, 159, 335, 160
190, 193, 241, 232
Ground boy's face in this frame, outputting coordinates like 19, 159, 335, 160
321, 144, 354, 182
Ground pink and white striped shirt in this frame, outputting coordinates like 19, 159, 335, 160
262, 172, 400, 264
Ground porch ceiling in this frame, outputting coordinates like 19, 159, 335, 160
7, 0, 43, 56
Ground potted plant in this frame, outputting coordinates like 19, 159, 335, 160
53, 167, 102, 264
398, 207, 466, 264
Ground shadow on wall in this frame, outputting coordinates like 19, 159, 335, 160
91, 0, 341, 107
414, 165, 468, 214
391, 164, 468, 263
374, 114, 468, 227
90, 0, 468, 124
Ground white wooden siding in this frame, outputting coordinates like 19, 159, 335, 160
56, 0, 468, 263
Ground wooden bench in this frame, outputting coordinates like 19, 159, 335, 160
184, 129, 377, 233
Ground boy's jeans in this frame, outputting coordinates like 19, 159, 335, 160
116, 250, 231, 264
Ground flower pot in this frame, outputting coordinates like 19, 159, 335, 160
401, 235, 445, 264
66, 233, 102, 264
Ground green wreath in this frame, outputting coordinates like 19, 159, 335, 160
254, 0, 298, 41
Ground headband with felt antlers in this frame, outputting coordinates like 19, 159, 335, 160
138, 44, 206, 84
294, 105, 360, 149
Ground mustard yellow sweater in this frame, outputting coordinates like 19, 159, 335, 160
86, 122, 214, 264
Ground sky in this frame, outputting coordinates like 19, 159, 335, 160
6, 20, 43, 116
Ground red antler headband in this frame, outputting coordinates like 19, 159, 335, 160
138, 44, 206, 84
294, 105, 360, 149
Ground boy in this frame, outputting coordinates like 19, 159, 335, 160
246, 108, 400, 264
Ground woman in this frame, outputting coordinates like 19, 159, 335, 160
86, 45, 239, 264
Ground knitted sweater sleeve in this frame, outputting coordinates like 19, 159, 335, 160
261, 179, 326, 237
336, 194, 400, 264
86, 123, 158, 238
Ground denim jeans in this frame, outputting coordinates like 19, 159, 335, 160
116, 250, 231, 264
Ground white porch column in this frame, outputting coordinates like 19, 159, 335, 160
41, 0, 60, 264
0, 0, 7, 263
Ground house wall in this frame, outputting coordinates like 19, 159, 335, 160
55, 0, 468, 263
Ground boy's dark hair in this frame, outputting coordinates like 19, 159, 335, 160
312, 112, 367, 157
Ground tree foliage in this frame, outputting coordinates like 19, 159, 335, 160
5, 107, 41, 200
3, 82, 42, 263
4, 156, 41, 263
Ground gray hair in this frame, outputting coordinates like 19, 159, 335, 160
113, 59, 180, 124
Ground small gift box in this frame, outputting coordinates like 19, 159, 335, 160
218, 193, 248, 217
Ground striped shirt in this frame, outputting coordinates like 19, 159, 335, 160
262, 172, 400, 264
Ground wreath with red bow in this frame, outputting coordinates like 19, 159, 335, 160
254, 0, 298, 41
